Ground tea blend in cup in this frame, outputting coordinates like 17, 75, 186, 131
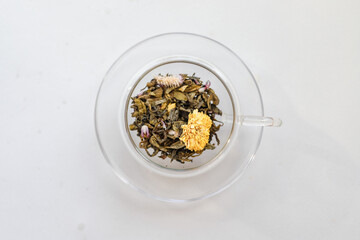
129, 74, 223, 163
96, 33, 282, 201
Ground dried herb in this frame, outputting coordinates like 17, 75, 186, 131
129, 73, 223, 163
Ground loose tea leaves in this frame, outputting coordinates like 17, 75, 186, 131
129, 74, 223, 163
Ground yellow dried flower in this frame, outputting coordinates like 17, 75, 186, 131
180, 109, 212, 151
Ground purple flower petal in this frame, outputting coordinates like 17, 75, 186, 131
205, 80, 211, 89
141, 125, 150, 138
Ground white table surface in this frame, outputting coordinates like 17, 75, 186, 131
1, 0, 360, 239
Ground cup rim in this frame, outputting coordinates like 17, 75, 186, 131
123, 56, 238, 175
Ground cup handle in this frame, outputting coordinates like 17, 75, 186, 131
240, 115, 282, 127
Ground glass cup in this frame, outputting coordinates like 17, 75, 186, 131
95, 33, 282, 202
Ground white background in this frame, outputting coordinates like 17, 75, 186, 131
1, 0, 360, 239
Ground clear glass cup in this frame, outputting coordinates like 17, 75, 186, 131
95, 33, 282, 202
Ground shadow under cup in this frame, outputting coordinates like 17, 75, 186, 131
125, 59, 236, 171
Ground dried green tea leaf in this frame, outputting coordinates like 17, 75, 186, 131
178, 85, 187, 92
165, 87, 176, 94
129, 124, 137, 131
211, 105, 222, 115
153, 99, 167, 105
184, 85, 201, 92
173, 91, 187, 101
168, 109, 179, 122
183, 80, 193, 85
208, 89, 220, 105
167, 141, 185, 149
132, 98, 146, 117
146, 79, 157, 88
204, 143, 216, 150
149, 88, 163, 98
